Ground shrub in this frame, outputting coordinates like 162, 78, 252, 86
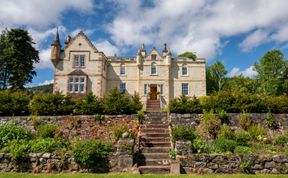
234, 146, 253, 154
0, 90, 30, 116
172, 126, 196, 143
213, 138, 237, 153
197, 110, 221, 140
3, 139, 30, 161
275, 135, 288, 147
265, 112, 279, 129
37, 123, 57, 138
216, 109, 229, 124
103, 88, 142, 115
192, 139, 211, 153
247, 124, 267, 141
240, 111, 253, 130
111, 122, 127, 141
29, 92, 74, 115
234, 129, 251, 146
73, 140, 115, 169
217, 124, 235, 140
0, 123, 33, 149
94, 114, 105, 124
74, 93, 103, 115
30, 138, 65, 153
169, 95, 202, 113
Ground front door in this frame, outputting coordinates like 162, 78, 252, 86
150, 85, 157, 100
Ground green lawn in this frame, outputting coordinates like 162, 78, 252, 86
0, 173, 287, 178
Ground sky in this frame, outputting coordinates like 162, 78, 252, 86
1, 0, 288, 87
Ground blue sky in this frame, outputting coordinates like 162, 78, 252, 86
0, 0, 288, 86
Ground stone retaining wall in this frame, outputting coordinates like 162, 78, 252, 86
170, 113, 288, 129
0, 138, 135, 173
175, 141, 288, 174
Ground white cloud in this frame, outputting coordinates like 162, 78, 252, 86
71, 28, 95, 37
0, 0, 94, 28
239, 30, 270, 52
38, 79, 54, 86
36, 48, 53, 69
228, 66, 258, 78
93, 40, 119, 56
108, 0, 288, 60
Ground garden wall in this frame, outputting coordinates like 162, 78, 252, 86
0, 138, 135, 173
0, 115, 137, 141
170, 113, 288, 129
175, 141, 288, 174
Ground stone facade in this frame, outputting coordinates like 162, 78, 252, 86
51, 31, 206, 108
175, 141, 288, 174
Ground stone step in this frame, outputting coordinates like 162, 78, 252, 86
138, 153, 170, 159
140, 137, 171, 142
140, 128, 169, 133
141, 124, 169, 128
143, 121, 166, 125
138, 166, 170, 174
140, 147, 171, 153
143, 133, 170, 138
140, 141, 171, 147
138, 159, 170, 166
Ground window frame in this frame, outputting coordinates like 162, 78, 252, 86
144, 84, 147, 95
120, 64, 126, 75
182, 64, 188, 76
151, 63, 157, 75
119, 83, 126, 93
73, 55, 85, 68
159, 84, 163, 96
182, 83, 189, 96
68, 76, 86, 93
151, 54, 157, 60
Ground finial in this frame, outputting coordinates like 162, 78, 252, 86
163, 43, 168, 52
141, 43, 145, 51
52, 26, 61, 46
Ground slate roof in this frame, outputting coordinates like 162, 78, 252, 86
68, 70, 87, 76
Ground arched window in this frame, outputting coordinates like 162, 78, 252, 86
182, 64, 187, 76
151, 63, 157, 75
120, 64, 125, 75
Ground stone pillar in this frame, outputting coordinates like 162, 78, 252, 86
117, 138, 134, 169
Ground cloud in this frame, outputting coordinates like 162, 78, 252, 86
93, 40, 119, 56
239, 30, 270, 52
227, 66, 258, 78
107, 0, 288, 60
36, 48, 53, 69
0, 0, 94, 28
71, 28, 95, 37
38, 79, 54, 86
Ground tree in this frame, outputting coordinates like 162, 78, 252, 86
0, 29, 39, 90
223, 75, 258, 94
178, 52, 197, 61
206, 61, 227, 94
254, 50, 288, 96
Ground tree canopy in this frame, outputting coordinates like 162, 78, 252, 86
206, 60, 227, 94
0, 28, 39, 90
178, 52, 197, 61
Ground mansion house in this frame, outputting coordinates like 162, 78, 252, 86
50, 31, 206, 109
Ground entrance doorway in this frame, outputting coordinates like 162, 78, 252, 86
150, 85, 157, 100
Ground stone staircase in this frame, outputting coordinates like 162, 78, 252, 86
137, 112, 171, 174
146, 100, 161, 112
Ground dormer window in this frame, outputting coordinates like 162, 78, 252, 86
151, 54, 157, 60
73, 55, 85, 67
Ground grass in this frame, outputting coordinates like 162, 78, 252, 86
0, 173, 287, 178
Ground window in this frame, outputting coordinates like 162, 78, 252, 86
151, 54, 157, 60
144, 84, 147, 95
159, 84, 163, 95
120, 64, 125, 75
68, 77, 86, 93
80, 55, 85, 67
182, 64, 188, 76
151, 63, 157, 75
73, 55, 85, 67
120, 83, 126, 93
182, 83, 188, 96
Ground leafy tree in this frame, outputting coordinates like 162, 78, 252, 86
206, 61, 227, 94
254, 50, 288, 96
0, 28, 39, 90
178, 52, 197, 61
223, 75, 258, 94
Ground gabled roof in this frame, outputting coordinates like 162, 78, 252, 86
64, 31, 98, 52
68, 69, 87, 76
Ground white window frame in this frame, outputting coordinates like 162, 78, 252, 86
144, 84, 147, 95
120, 64, 125, 75
182, 83, 189, 96
68, 76, 86, 93
120, 83, 126, 93
73, 55, 85, 68
159, 84, 163, 96
182, 64, 188, 76
151, 63, 157, 75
